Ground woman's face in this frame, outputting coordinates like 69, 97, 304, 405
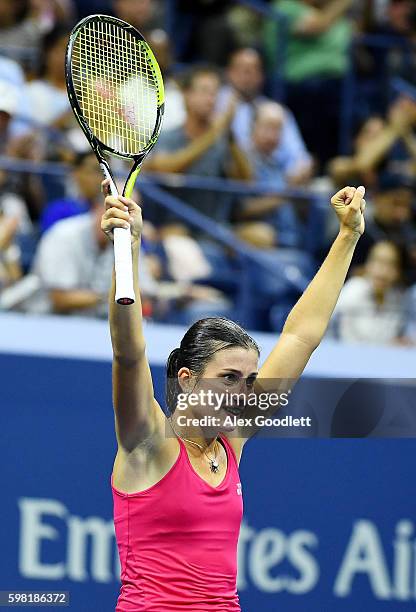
365, 242, 401, 293
177, 347, 259, 434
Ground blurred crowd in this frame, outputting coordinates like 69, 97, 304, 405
0, 0, 416, 345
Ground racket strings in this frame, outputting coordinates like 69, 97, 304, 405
71, 20, 159, 155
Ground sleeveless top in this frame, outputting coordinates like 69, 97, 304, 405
111, 434, 243, 611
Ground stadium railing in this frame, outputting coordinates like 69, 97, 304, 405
0, 155, 323, 329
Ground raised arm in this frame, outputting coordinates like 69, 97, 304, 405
226, 136, 253, 181
295, 0, 353, 36
232, 186, 365, 449
145, 107, 235, 174
259, 185, 365, 381
334, 99, 416, 181
101, 185, 165, 451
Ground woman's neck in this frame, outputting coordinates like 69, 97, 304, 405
170, 415, 218, 452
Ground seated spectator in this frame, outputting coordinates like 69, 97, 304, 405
233, 102, 301, 248
29, 198, 231, 321
352, 177, 416, 284
0, 78, 18, 154
329, 96, 416, 189
145, 65, 252, 223
111, 0, 162, 39
353, 0, 416, 115
265, 0, 354, 168
0, 0, 45, 58
0, 205, 22, 290
175, 0, 237, 66
0, 56, 40, 141
365, 0, 416, 84
20, 26, 72, 129
0, 0, 73, 76
40, 152, 103, 233
330, 241, 409, 344
28, 203, 158, 317
0, 83, 42, 233
147, 29, 186, 131
218, 47, 313, 185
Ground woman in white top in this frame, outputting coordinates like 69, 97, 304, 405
332, 241, 407, 344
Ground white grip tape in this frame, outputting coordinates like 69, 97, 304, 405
114, 227, 135, 304
99, 163, 135, 305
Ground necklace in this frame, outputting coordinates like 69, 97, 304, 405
182, 437, 220, 473
172, 428, 220, 473
169, 418, 221, 473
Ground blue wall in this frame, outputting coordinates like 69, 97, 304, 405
2, 314, 416, 610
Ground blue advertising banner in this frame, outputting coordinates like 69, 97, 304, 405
1, 314, 416, 610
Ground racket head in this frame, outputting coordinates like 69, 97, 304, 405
66, 14, 164, 162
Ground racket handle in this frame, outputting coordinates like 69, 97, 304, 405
114, 228, 136, 305
99, 163, 136, 305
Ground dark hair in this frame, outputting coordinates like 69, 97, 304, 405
179, 64, 221, 92
226, 46, 265, 70
72, 151, 96, 168
38, 26, 70, 77
166, 317, 260, 415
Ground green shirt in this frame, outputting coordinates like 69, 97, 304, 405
265, 0, 352, 82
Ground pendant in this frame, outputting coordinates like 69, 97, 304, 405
210, 459, 220, 473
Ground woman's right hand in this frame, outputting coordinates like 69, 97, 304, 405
101, 179, 143, 250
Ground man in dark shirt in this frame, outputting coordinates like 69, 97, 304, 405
146, 65, 251, 225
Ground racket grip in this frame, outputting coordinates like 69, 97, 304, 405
114, 227, 136, 305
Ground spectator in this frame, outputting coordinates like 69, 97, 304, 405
111, 0, 162, 38
29, 202, 157, 317
0, 57, 32, 138
218, 47, 313, 186
175, 0, 237, 66
329, 96, 416, 189
0, 80, 42, 231
0, 78, 18, 154
353, 1, 416, 115
330, 241, 408, 344
0, 0, 44, 58
352, 177, 416, 284
29, 197, 231, 321
20, 26, 72, 129
40, 151, 103, 233
366, 0, 416, 83
265, 0, 354, 168
0, 204, 22, 289
147, 29, 186, 131
234, 102, 301, 248
146, 65, 252, 223
0, 0, 73, 69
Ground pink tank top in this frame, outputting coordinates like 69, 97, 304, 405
111, 434, 243, 611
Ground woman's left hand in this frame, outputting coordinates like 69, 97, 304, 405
331, 185, 366, 237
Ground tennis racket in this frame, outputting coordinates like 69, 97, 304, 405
65, 14, 164, 304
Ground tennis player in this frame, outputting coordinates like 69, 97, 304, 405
101, 181, 366, 611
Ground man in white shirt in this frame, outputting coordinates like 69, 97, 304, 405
29, 204, 156, 317
217, 47, 313, 186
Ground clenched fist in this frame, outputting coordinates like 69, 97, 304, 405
101, 179, 143, 250
331, 185, 366, 237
